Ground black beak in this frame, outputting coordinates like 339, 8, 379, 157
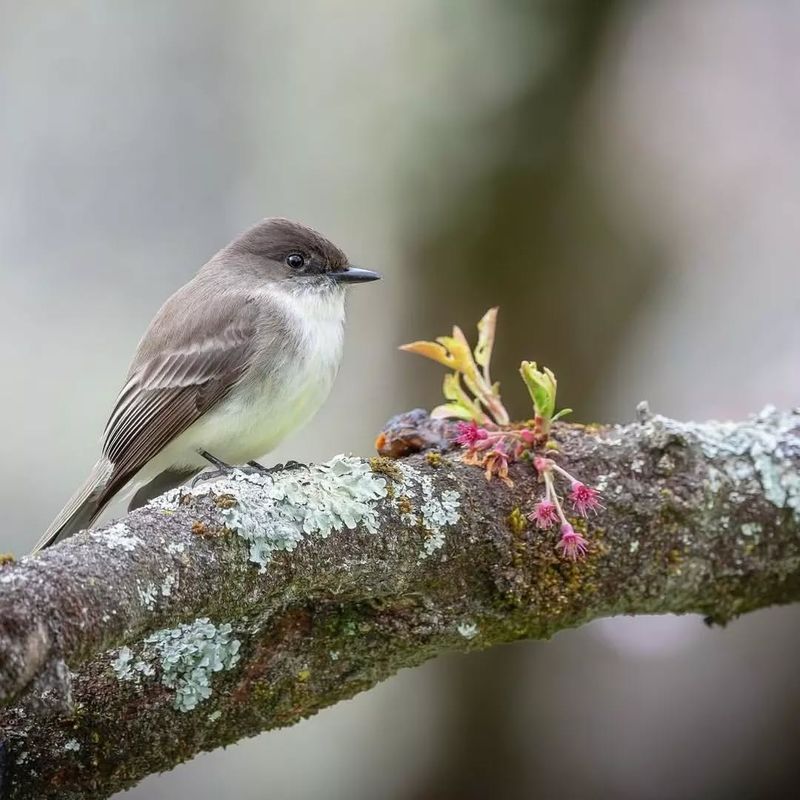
332, 266, 381, 284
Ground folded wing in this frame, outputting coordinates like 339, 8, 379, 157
98, 299, 258, 504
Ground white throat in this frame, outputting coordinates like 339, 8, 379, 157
270, 283, 347, 327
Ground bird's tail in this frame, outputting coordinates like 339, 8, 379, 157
32, 458, 115, 553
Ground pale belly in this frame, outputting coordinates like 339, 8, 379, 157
148, 360, 338, 475
202, 365, 335, 460
132, 289, 346, 483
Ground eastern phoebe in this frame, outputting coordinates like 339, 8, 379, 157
34, 217, 380, 552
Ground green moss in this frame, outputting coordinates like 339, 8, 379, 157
425, 451, 443, 468
368, 455, 403, 482
667, 548, 684, 571
397, 496, 413, 516
507, 507, 527, 535
496, 524, 605, 628
250, 680, 276, 708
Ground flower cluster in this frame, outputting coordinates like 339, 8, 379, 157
530, 457, 601, 561
454, 420, 602, 559
402, 308, 604, 562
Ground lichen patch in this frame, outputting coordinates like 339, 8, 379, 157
192, 456, 387, 571
112, 618, 241, 712
647, 407, 800, 520
92, 523, 143, 552
457, 621, 479, 639
392, 463, 461, 556
137, 581, 158, 610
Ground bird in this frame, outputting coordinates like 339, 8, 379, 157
34, 217, 380, 552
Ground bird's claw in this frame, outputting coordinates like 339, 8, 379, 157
246, 459, 306, 474
192, 450, 234, 487
191, 467, 230, 488
191, 454, 307, 488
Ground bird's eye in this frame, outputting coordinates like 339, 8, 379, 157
286, 252, 305, 269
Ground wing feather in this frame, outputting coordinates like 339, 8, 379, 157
99, 300, 257, 501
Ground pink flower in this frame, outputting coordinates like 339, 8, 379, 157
569, 482, 601, 516
455, 421, 489, 448
533, 456, 552, 474
484, 446, 512, 486
528, 500, 558, 529
556, 523, 589, 561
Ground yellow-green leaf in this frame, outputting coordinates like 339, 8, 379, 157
435, 331, 475, 375
520, 360, 556, 419
474, 307, 498, 369
399, 340, 455, 369
442, 373, 484, 419
431, 403, 476, 421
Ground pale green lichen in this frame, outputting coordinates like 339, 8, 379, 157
161, 573, 177, 597
63, 739, 80, 752
392, 464, 461, 556
457, 621, 479, 639
647, 407, 800, 520
112, 646, 134, 679
208, 709, 222, 722
112, 645, 155, 680
193, 456, 387, 571
92, 522, 142, 552
137, 581, 158, 610
113, 618, 241, 712
630, 455, 646, 474
422, 530, 445, 555
741, 522, 762, 538
147, 487, 185, 512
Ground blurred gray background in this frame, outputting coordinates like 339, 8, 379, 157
2, 1, 800, 798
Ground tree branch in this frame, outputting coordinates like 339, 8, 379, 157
2, 407, 800, 799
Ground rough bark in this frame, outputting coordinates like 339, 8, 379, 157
1, 407, 799, 799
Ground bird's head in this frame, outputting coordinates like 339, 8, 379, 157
228, 217, 380, 293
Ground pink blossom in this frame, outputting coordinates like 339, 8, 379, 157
484, 446, 512, 486
556, 523, 589, 561
533, 456, 552, 474
528, 500, 558, 530
455, 421, 489, 448
569, 482, 601, 516
513, 441, 532, 460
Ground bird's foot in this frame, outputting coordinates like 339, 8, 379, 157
192, 451, 234, 487
200, 450, 232, 470
246, 459, 306, 474
191, 453, 307, 488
